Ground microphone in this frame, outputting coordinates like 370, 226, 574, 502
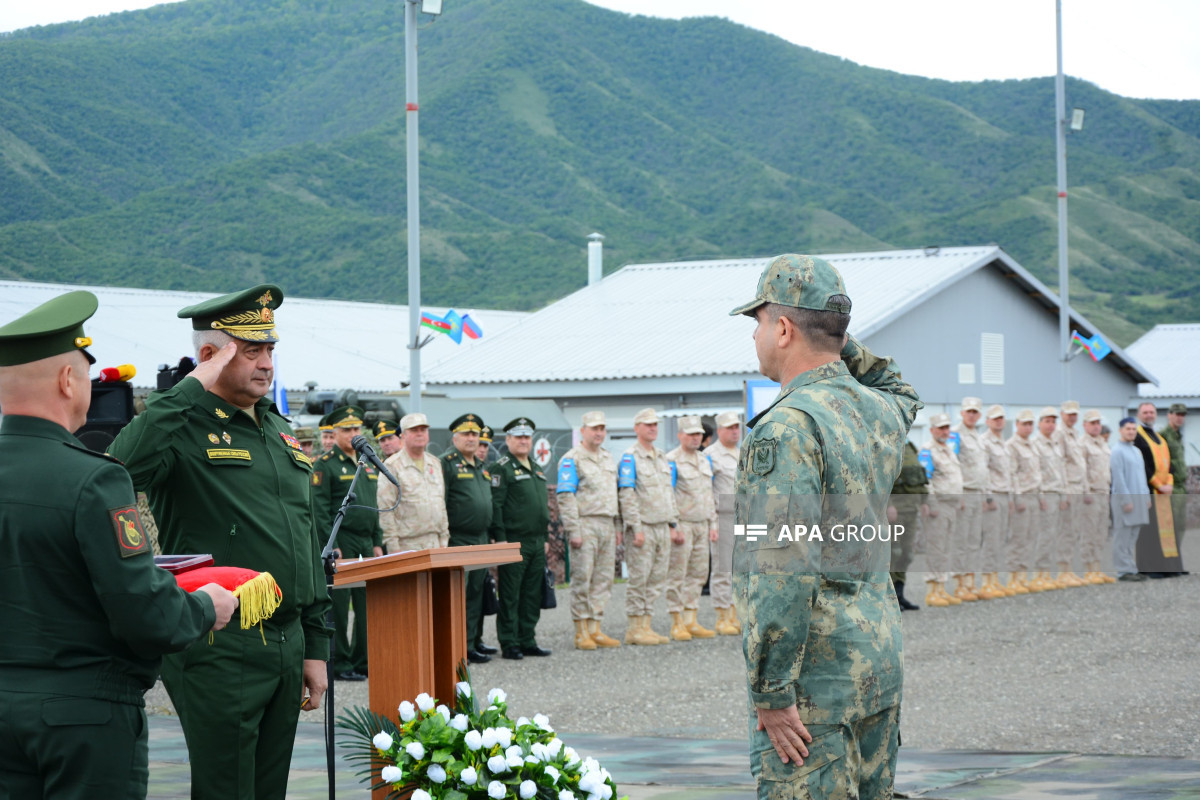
350, 435, 400, 486
98, 364, 137, 382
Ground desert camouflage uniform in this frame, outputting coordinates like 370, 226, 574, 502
557, 445, 619, 622
666, 446, 717, 614
979, 428, 1013, 573
378, 448, 449, 552
921, 435, 963, 583
1052, 423, 1089, 567
1032, 432, 1067, 569
704, 441, 739, 609
1083, 433, 1112, 565
735, 336, 921, 800
619, 442, 678, 617
1005, 434, 1041, 572
954, 423, 987, 577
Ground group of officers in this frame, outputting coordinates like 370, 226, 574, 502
890, 396, 1189, 610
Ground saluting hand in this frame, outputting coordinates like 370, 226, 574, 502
196, 583, 239, 632
189, 341, 239, 392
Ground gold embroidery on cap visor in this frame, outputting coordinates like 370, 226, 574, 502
209, 307, 277, 341
452, 422, 482, 434
333, 416, 363, 428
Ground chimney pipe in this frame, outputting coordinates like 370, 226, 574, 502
587, 232, 604, 286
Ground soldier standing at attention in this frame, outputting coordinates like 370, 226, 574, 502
312, 405, 384, 682
557, 411, 622, 650
665, 415, 718, 641
378, 413, 449, 553
294, 426, 316, 458
442, 414, 496, 663
1052, 401, 1088, 586
1032, 407, 1069, 590
922, 414, 964, 607
318, 418, 336, 456
1081, 410, 1116, 583
952, 397, 988, 601
1161, 403, 1188, 563
491, 418, 552, 660
0, 291, 238, 800
703, 411, 742, 635
1005, 410, 1041, 593
887, 438, 929, 611
977, 405, 1014, 598
373, 418, 402, 458
107, 284, 332, 800
729, 254, 920, 799
619, 408, 679, 646
476, 425, 494, 465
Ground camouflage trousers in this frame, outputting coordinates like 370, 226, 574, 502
1034, 494, 1061, 569
953, 489, 983, 577
710, 510, 735, 609
568, 515, 617, 621
1082, 495, 1110, 564
667, 520, 710, 613
979, 494, 1009, 573
749, 704, 899, 800
1059, 491, 1088, 566
624, 522, 670, 616
383, 531, 445, 554
922, 497, 957, 582
1007, 496, 1035, 572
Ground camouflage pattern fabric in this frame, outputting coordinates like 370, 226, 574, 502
378, 448, 449, 551
705, 441, 740, 608
1005, 434, 1041, 571
667, 446, 717, 613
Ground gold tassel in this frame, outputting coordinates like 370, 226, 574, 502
233, 571, 283, 629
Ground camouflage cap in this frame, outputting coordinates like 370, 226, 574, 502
633, 408, 660, 425
715, 411, 741, 428
729, 254, 851, 317
1015, 409, 1036, 423
678, 415, 704, 434
293, 426, 316, 444
985, 404, 1005, 420
961, 397, 983, 412
0, 290, 98, 367
1039, 406, 1059, 420
327, 405, 365, 428
1169, 403, 1188, 415
400, 412, 429, 431
929, 412, 952, 428
1082, 409, 1103, 423
1061, 400, 1080, 414
178, 284, 283, 343
373, 419, 398, 439
580, 410, 606, 428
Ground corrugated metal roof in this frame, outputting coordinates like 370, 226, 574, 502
1128, 324, 1200, 398
0, 280, 528, 391
423, 245, 1153, 386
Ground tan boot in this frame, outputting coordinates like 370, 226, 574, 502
953, 575, 978, 602
588, 619, 621, 648
714, 607, 738, 635
685, 608, 716, 638
1056, 564, 1085, 587
645, 614, 670, 644
669, 611, 692, 641
574, 619, 597, 650
1005, 572, 1027, 594
976, 573, 1003, 600
625, 615, 658, 646
925, 580, 950, 607
727, 604, 742, 632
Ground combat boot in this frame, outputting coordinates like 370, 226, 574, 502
895, 580, 920, 611
952, 576, 978, 602
588, 619, 621, 648
685, 608, 715, 638
574, 620, 597, 650
939, 583, 962, 605
976, 573, 1005, 600
669, 611, 692, 641
924, 580, 950, 607
625, 615, 657, 646
1006, 572, 1030, 594
727, 604, 742, 632
715, 607, 740, 635
1056, 564, 1085, 587
644, 615, 670, 644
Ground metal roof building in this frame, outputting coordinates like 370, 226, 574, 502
424, 245, 1154, 446
0, 280, 528, 392
1127, 323, 1199, 466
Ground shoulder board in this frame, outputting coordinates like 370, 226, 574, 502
498, 455, 511, 466
65, 441, 123, 464
320, 452, 333, 461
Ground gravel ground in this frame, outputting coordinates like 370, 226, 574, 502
147, 536, 1200, 759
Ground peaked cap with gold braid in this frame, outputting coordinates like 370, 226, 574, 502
178, 284, 283, 343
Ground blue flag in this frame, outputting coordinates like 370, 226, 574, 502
272, 352, 289, 415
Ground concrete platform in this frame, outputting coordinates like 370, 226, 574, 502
146, 715, 1200, 799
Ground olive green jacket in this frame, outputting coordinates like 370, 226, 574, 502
312, 447, 384, 554
488, 455, 550, 541
442, 450, 494, 536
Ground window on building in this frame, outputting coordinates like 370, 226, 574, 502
981, 333, 1004, 385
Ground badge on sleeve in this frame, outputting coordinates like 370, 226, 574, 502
491, 473, 502, 488
750, 438, 776, 475
312, 471, 323, 486
110, 506, 150, 558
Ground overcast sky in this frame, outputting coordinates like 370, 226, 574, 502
2, 0, 1198, 101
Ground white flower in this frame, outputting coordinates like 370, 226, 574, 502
398, 701, 416, 722
599, 785, 614, 799
487, 755, 509, 774
481, 728, 499, 749
380, 765, 403, 784
487, 687, 507, 705
488, 781, 507, 799
558, 790, 576, 800
450, 714, 469, 732
372, 732, 394, 752
415, 693, 435, 713
411, 790, 431, 800
436, 704, 451, 722
545, 738, 563, 758
405, 741, 426, 760
564, 746, 580, 767
582, 758, 600, 774
544, 765, 561, 784
506, 752, 524, 769
456, 681, 472, 699
505, 745, 523, 760
579, 771, 601, 793
534, 713, 552, 731
494, 727, 513, 749
427, 764, 447, 783
517, 716, 531, 728
530, 743, 547, 762
520, 780, 538, 798
464, 730, 484, 751
525, 755, 539, 765
460, 766, 478, 786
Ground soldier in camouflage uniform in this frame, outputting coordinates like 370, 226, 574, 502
666, 415, 718, 641
952, 397, 987, 601
378, 413, 449, 552
1162, 403, 1188, 560
1005, 409, 1040, 593
921, 413, 964, 607
730, 254, 921, 800
619, 408, 679, 646
556, 411, 622, 650
978, 405, 1014, 598
1082, 409, 1116, 583
704, 411, 742, 635
1032, 407, 1070, 590
1051, 400, 1089, 586
887, 440, 928, 611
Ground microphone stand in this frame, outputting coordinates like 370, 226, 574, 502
319, 455, 370, 800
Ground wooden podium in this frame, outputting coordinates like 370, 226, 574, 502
332, 543, 522, 722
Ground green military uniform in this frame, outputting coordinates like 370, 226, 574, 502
1161, 403, 1189, 551
490, 418, 552, 657
107, 284, 331, 800
312, 406, 383, 679
442, 414, 494, 655
889, 440, 929, 603
0, 291, 216, 800
729, 256, 922, 800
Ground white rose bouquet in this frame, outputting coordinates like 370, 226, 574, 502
337, 665, 624, 800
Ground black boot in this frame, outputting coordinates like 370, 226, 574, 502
895, 581, 919, 611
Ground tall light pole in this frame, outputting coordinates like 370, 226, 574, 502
1055, 0, 1070, 400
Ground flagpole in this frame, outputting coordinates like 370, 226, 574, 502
405, 0, 422, 413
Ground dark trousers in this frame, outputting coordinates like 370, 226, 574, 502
451, 528, 488, 649
0, 691, 148, 800
332, 585, 367, 674
497, 536, 547, 649
160, 618, 305, 800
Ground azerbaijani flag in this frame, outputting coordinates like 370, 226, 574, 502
421, 312, 451, 334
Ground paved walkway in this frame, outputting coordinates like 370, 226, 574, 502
147, 715, 1200, 799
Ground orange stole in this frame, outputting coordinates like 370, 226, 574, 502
1138, 426, 1178, 557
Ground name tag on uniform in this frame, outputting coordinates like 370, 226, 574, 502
457, 473, 474, 479
339, 474, 355, 481
207, 448, 251, 461
514, 473, 531, 481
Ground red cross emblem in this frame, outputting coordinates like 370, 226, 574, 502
533, 438, 551, 467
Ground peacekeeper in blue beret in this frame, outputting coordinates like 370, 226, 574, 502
730, 254, 921, 800
0, 290, 238, 800
107, 284, 332, 800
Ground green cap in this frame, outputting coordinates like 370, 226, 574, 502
178, 284, 283, 343
729, 254, 851, 317
504, 418, 536, 436
1169, 403, 1188, 415
326, 405, 365, 428
0, 290, 99, 367
372, 419, 399, 439
450, 413, 484, 434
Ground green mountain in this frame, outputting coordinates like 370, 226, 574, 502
2, 0, 1198, 343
